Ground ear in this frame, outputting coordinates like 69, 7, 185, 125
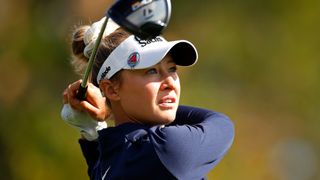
99, 80, 120, 101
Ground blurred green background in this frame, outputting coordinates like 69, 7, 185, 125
0, 0, 319, 179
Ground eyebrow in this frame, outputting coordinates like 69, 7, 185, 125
154, 57, 175, 67
166, 58, 176, 64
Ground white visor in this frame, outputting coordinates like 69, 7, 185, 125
96, 35, 198, 84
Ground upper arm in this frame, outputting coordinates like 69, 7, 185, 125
78, 139, 100, 177
149, 107, 235, 179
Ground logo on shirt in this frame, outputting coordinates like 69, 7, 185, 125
127, 52, 140, 68
102, 166, 111, 180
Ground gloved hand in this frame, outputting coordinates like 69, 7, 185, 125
61, 103, 107, 141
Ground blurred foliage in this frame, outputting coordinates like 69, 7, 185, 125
0, 0, 319, 179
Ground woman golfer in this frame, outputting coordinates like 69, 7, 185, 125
61, 18, 234, 180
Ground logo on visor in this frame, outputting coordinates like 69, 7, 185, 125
127, 52, 140, 68
134, 36, 163, 47
100, 66, 111, 80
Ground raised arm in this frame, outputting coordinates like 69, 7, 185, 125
149, 105, 235, 179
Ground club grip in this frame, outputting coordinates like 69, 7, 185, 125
76, 85, 88, 101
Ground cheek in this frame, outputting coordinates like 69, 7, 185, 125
119, 81, 159, 113
176, 78, 181, 98
145, 82, 160, 101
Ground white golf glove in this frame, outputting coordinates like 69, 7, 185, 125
61, 103, 107, 141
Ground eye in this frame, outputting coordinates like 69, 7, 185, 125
169, 66, 177, 73
146, 68, 158, 75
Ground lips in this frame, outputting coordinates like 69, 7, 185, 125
158, 96, 176, 109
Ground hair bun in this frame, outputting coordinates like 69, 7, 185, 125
83, 17, 120, 58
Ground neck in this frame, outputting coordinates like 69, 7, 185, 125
111, 102, 139, 126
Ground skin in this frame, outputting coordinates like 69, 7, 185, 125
64, 55, 180, 126
63, 80, 108, 121
100, 55, 180, 126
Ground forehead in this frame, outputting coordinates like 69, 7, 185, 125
158, 54, 175, 65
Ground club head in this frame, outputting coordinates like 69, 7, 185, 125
107, 0, 171, 39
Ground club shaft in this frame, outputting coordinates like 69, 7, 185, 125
82, 15, 109, 87
77, 16, 109, 100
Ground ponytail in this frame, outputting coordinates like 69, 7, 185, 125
69, 18, 131, 86
70, 25, 90, 76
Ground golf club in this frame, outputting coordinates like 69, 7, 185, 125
76, 0, 172, 100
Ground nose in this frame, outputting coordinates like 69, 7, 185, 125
160, 72, 177, 91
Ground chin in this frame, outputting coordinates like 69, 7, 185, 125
145, 106, 177, 126
158, 111, 176, 124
